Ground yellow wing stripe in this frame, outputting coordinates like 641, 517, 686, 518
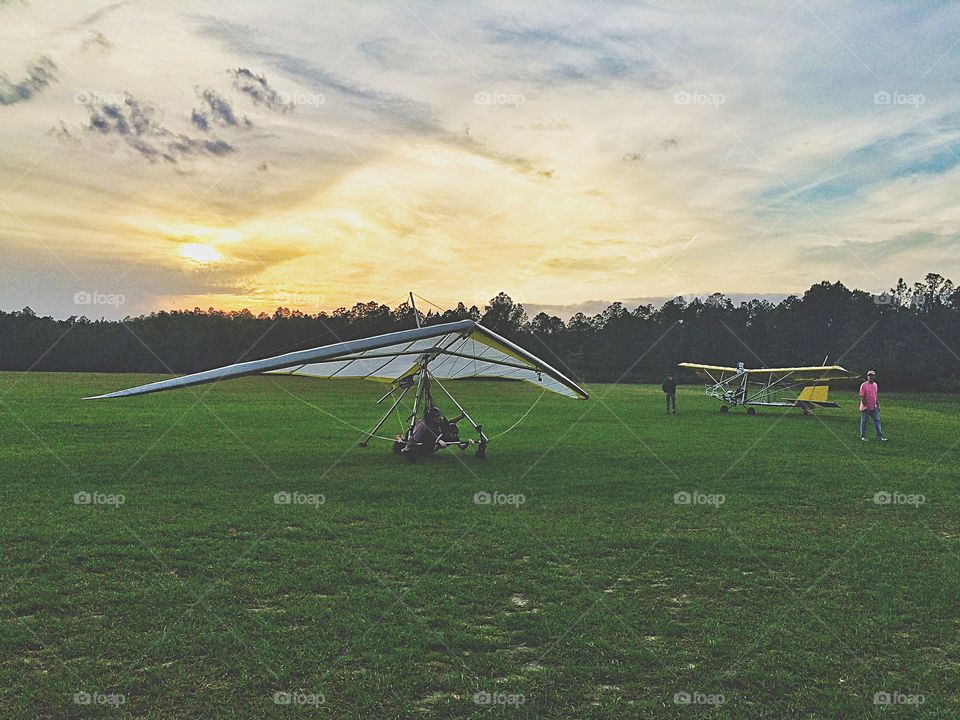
469, 330, 533, 367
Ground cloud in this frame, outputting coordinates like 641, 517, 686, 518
194, 86, 250, 128
3, 0, 960, 318
84, 93, 235, 161
479, 16, 672, 87
358, 37, 410, 70
190, 109, 209, 131
513, 120, 572, 131
229, 67, 290, 112
624, 137, 679, 161
74, 1, 129, 28
80, 30, 112, 53
195, 17, 439, 133
759, 123, 960, 212
48, 120, 79, 143
0, 56, 56, 106
802, 232, 959, 266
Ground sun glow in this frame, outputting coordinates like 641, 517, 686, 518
179, 243, 222, 265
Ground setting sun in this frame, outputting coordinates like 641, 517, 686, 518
179, 243, 222, 265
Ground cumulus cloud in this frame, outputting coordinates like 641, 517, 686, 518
229, 67, 290, 112
194, 86, 249, 128
190, 108, 209, 131
0, 56, 57, 106
84, 93, 234, 162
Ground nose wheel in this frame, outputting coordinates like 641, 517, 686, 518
746, 407, 756, 416
720, 405, 729, 414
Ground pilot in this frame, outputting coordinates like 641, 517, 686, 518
400, 406, 450, 460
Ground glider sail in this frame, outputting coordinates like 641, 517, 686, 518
85, 320, 589, 400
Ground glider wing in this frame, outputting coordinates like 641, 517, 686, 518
85, 320, 588, 400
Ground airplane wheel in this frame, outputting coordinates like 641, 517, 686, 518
747, 407, 756, 416
720, 405, 729, 414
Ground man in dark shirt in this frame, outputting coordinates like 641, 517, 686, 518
662, 373, 677, 414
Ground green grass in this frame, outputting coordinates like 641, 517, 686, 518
1, 372, 958, 718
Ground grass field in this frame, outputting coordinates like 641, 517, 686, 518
1, 372, 958, 718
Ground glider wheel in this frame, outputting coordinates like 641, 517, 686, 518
746, 407, 756, 416
719, 405, 729, 414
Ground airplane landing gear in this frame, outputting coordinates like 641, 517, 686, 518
746, 407, 757, 416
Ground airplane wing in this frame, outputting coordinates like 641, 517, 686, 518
743, 366, 860, 382
677, 362, 739, 380
678, 363, 739, 373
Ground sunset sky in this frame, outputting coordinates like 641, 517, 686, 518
1, 1, 959, 320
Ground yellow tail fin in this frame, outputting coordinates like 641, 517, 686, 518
797, 385, 830, 403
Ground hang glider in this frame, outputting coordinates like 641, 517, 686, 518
678, 361, 859, 415
86, 318, 588, 457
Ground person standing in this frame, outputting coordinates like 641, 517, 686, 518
859, 370, 887, 442
662, 372, 677, 414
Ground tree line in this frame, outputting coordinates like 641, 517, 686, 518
1, 274, 958, 391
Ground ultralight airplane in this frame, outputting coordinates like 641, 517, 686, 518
678, 360, 859, 415
86, 295, 588, 459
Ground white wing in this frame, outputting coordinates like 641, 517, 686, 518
85, 320, 588, 400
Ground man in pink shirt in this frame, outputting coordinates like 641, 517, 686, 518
859, 370, 887, 442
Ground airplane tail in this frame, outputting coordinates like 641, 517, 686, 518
795, 384, 840, 408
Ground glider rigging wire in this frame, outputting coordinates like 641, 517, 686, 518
271, 380, 400, 443
412, 292, 554, 440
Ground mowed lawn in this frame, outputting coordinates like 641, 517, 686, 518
1, 372, 958, 719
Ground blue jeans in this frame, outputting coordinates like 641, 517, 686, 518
860, 408, 884, 438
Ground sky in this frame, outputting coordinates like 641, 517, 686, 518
1, 0, 959, 320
